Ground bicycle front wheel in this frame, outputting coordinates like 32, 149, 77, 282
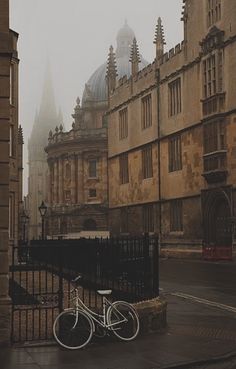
53, 309, 93, 349
107, 301, 139, 341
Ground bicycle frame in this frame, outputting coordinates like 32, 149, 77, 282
67, 288, 128, 330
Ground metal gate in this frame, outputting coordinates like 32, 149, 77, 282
10, 243, 65, 344
10, 236, 159, 344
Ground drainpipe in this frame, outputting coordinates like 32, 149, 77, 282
156, 68, 162, 250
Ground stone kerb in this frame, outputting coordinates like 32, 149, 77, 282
133, 296, 167, 334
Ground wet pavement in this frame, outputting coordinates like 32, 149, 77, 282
1, 258, 236, 369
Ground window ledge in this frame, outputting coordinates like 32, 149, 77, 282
142, 177, 153, 181
203, 150, 227, 158
168, 169, 182, 174
141, 125, 152, 130
86, 200, 101, 204
169, 231, 184, 236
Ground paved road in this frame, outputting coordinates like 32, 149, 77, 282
159, 258, 236, 369
160, 258, 236, 307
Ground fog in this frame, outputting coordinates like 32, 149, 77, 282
10, 0, 183, 194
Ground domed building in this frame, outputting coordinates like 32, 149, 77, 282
45, 22, 148, 237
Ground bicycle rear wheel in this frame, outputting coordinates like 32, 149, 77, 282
107, 301, 139, 341
53, 309, 93, 349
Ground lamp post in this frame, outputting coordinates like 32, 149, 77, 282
38, 201, 47, 240
21, 209, 29, 242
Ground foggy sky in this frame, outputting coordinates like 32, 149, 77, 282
10, 0, 183, 194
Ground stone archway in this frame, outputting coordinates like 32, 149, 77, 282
202, 189, 233, 259
209, 197, 231, 247
83, 218, 97, 231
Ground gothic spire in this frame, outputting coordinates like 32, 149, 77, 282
38, 60, 57, 124
58, 107, 64, 129
154, 17, 166, 60
28, 61, 58, 161
106, 45, 118, 98
129, 37, 141, 76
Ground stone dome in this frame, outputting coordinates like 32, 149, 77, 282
82, 22, 149, 105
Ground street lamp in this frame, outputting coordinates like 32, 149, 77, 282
38, 201, 47, 240
21, 209, 29, 242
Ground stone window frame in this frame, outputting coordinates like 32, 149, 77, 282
9, 124, 14, 157
142, 145, 153, 179
64, 190, 71, 202
168, 135, 182, 172
9, 192, 15, 239
119, 107, 128, 140
202, 50, 223, 99
65, 162, 71, 179
141, 93, 152, 130
119, 153, 129, 185
168, 77, 181, 117
10, 63, 14, 105
89, 188, 97, 198
207, 0, 221, 28
203, 119, 226, 173
170, 199, 183, 232
88, 158, 97, 178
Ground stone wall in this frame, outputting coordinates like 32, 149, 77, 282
134, 297, 167, 334
0, 0, 11, 346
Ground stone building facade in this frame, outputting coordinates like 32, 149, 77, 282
107, 0, 236, 252
45, 22, 148, 237
28, 65, 60, 239
0, 0, 23, 345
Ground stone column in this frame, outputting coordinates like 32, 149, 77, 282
102, 152, 108, 202
48, 161, 53, 206
54, 159, 58, 204
58, 157, 64, 204
77, 154, 84, 203
71, 154, 76, 204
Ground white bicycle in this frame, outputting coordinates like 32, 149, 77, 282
53, 275, 140, 349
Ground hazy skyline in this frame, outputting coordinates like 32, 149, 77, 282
10, 0, 183, 194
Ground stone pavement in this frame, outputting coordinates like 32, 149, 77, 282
1, 294, 236, 369
1, 329, 236, 369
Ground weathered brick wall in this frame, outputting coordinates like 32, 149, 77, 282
109, 144, 159, 208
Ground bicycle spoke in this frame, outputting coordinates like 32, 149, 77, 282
53, 310, 93, 349
107, 302, 139, 341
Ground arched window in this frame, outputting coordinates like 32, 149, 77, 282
65, 163, 71, 179
83, 219, 97, 231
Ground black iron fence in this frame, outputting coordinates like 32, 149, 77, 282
10, 235, 159, 344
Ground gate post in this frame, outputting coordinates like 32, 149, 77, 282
58, 248, 63, 312
143, 233, 150, 297
0, 231, 11, 346
152, 235, 159, 297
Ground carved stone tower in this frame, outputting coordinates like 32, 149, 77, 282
28, 63, 59, 239
129, 37, 141, 76
153, 17, 166, 61
106, 45, 117, 105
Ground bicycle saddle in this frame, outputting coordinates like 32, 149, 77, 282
97, 290, 112, 295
